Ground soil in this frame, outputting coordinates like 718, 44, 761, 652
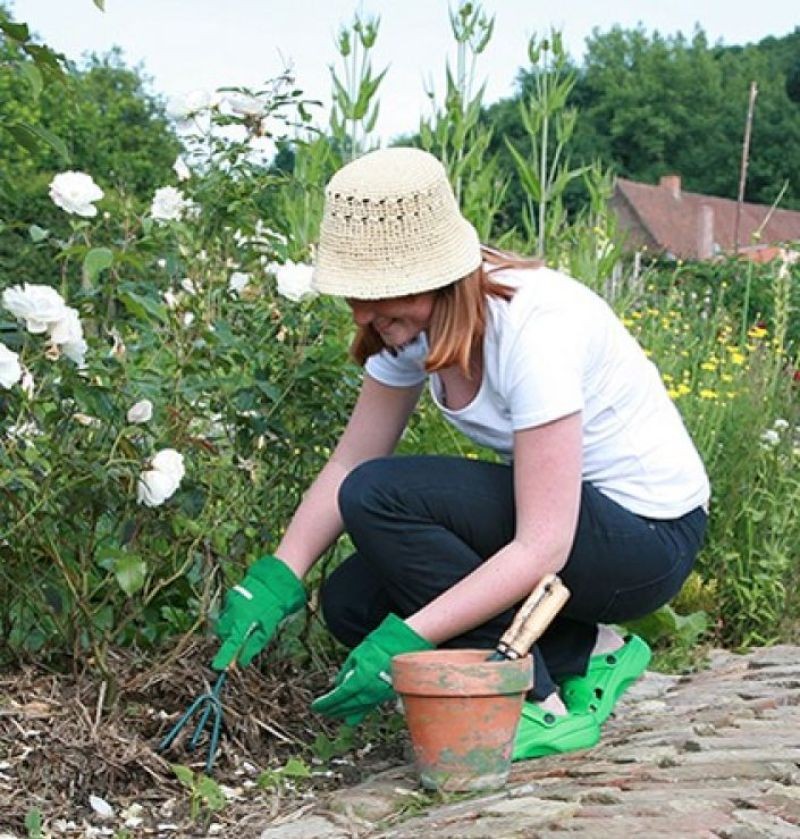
0, 638, 408, 837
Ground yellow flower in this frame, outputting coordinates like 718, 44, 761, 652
729, 351, 746, 365
721, 373, 733, 383
667, 387, 680, 399
699, 389, 718, 400
662, 373, 674, 383
677, 383, 691, 396
747, 325, 767, 340
700, 361, 717, 372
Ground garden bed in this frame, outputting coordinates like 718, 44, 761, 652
0, 640, 407, 836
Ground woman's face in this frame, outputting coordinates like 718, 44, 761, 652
346, 292, 436, 349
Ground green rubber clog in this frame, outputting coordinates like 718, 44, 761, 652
512, 702, 601, 762
560, 634, 652, 723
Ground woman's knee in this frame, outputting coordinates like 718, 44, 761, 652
337, 457, 394, 529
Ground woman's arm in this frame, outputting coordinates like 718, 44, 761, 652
274, 374, 423, 579
406, 411, 583, 643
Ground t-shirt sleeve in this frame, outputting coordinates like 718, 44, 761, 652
501, 305, 585, 430
364, 336, 429, 387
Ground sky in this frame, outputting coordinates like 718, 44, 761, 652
8, 0, 799, 142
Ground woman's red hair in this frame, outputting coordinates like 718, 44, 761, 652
349, 246, 543, 377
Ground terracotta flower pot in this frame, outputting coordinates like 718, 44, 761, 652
392, 648, 533, 792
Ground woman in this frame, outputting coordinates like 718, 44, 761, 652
213, 147, 709, 760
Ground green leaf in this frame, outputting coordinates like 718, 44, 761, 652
0, 19, 30, 42
197, 775, 226, 810
3, 121, 71, 164
171, 764, 194, 787
93, 0, 106, 9
28, 224, 49, 243
281, 757, 312, 779
24, 807, 43, 838
113, 553, 147, 596
18, 62, 43, 100
118, 288, 167, 324
83, 247, 114, 284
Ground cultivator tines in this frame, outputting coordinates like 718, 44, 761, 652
158, 671, 227, 774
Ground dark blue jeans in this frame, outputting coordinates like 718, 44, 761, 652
320, 455, 707, 699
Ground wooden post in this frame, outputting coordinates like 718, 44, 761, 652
734, 81, 758, 254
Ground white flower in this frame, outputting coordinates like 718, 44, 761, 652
49, 171, 104, 218
273, 261, 316, 302
150, 186, 192, 223
49, 307, 87, 367
163, 289, 180, 310
0, 343, 22, 389
127, 399, 153, 424
151, 448, 185, 483
773, 418, 789, 431
167, 89, 211, 120
173, 156, 191, 181
182, 312, 195, 327
2, 283, 68, 333
137, 448, 185, 507
220, 90, 264, 117
180, 277, 197, 295
228, 271, 250, 295
760, 428, 780, 448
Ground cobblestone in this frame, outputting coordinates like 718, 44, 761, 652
259, 645, 800, 838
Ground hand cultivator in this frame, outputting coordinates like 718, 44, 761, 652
158, 670, 229, 774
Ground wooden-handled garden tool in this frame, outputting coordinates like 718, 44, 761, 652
488, 573, 570, 661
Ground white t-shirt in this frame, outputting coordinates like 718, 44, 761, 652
365, 266, 710, 519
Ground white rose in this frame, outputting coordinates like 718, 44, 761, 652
137, 469, 179, 507
48, 171, 104, 218
137, 448, 185, 507
2, 284, 68, 334
173, 156, 191, 181
127, 399, 153, 424
48, 307, 87, 367
273, 261, 316, 302
228, 271, 250, 295
221, 91, 264, 117
0, 343, 22, 389
60, 336, 88, 367
151, 448, 185, 484
167, 89, 211, 120
150, 186, 192, 223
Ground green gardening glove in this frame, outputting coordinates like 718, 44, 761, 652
212, 554, 306, 670
311, 613, 434, 724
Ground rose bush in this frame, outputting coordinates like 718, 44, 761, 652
0, 78, 354, 678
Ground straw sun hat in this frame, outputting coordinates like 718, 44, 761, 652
312, 147, 481, 299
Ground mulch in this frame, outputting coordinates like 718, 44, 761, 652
0, 638, 408, 837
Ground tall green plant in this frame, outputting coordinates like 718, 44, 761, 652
504, 31, 587, 256
329, 12, 386, 159
419, 1, 506, 242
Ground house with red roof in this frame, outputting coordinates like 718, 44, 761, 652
610, 175, 800, 261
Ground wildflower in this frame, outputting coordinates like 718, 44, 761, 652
747, 325, 767, 340
48, 171, 104, 217
729, 350, 746, 365
127, 399, 153, 424
163, 289, 180, 310
167, 89, 211, 121
182, 312, 195, 327
228, 271, 250, 295
271, 261, 316, 302
773, 418, 789, 431
0, 342, 22, 389
699, 389, 718, 400
700, 361, 717, 372
180, 278, 198, 295
137, 448, 185, 507
760, 429, 780, 448
150, 186, 192, 223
